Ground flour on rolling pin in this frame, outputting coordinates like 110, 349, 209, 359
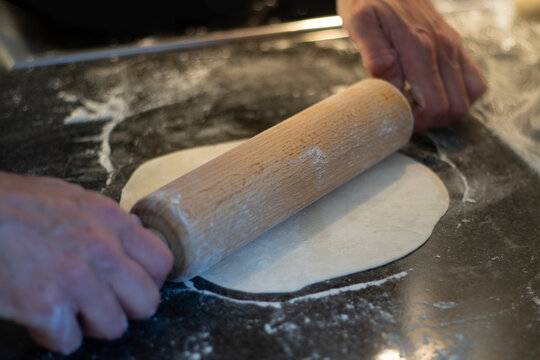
122, 79, 449, 293
131, 79, 416, 281
121, 140, 449, 293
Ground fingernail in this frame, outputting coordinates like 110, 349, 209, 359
410, 84, 426, 108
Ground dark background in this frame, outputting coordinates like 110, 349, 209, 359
4, 0, 336, 52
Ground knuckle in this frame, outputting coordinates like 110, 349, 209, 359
349, 3, 375, 23
78, 190, 123, 216
29, 290, 74, 335
20, 282, 81, 354
87, 237, 121, 266
438, 33, 458, 59
363, 51, 398, 77
413, 29, 435, 54
32, 284, 65, 316
90, 196, 123, 215
63, 257, 93, 283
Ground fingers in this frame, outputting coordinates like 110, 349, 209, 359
16, 281, 83, 355
0, 174, 171, 354
27, 304, 82, 355
15, 255, 130, 354
438, 57, 469, 118
432, 33, 471, 127
21, 241, 157, 354
79, 194, 173, 286
339, 0, 488, 131
66, 258, 128, 340
79, 227, 162, 320
65, 194, 169, 318
341, 2, 405, 90
23, 277, 126, 354
119, 223, 174, 287
398, 28, 449, 132
459, 52, 488, 103
102, 253, 161, 319
410, 33, 485, 131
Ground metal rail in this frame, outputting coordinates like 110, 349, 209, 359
8, 16, 344, 70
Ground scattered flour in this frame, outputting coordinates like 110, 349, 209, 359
180, 270, 410, 308
427, 134, 476, 204
439, 0, 540, 175
433, 301, 458, 310
59, 52, 231, 185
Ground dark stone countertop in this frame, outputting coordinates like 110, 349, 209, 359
0, 27, 539, 360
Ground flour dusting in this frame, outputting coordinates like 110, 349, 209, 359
63, 94, 127, 125
297, 146, 328, 167
427, 133, 476, 204
438, 0, 540, 175
179, 270, 410, 308
433, 301, 458, 310
59, 52, 231, 187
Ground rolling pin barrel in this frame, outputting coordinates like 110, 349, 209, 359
131, 79, 413, 280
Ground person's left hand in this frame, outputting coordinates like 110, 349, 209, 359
0, 172, 173, 354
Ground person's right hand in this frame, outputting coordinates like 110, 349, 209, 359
0, 171, 173, 354
337, 0, 487, 132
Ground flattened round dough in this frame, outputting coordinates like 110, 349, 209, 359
121, 140, 449, 293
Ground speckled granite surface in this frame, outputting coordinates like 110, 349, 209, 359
0, 5, 539, 358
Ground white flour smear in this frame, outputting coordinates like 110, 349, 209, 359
60, 52, 231, 184
176, 270, 410, 308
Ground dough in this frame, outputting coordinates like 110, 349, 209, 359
121, 140, 449, 293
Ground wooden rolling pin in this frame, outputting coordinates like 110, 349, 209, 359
132, 78, 413, 280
